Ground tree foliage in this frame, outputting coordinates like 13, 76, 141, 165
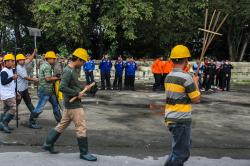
0, 0, 249, 61
209, 0, 250, 61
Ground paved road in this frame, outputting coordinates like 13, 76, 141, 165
0, 152, 249, 166
0, 85, 250, 165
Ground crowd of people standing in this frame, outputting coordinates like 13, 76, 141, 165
151, 56, 234, 92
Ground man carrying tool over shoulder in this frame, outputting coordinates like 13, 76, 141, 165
42, 48, 97, 162
164, 45, 201, 166
16, 50, 38, 114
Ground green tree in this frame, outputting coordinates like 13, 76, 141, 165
0, 0, 35, 52
32, 0, 153, 58
209, 0, 250, 61
128, 0, 206, 58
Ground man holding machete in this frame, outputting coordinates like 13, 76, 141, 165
42, 48, 97, 162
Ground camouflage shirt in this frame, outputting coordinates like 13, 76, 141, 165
38, 61, 54, 95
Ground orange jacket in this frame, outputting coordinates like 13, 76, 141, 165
151, 59, 164, 74
183, 63, 190, 73
163, 60, 174, 74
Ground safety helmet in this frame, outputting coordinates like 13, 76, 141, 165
4, 54, 15, 61
45, 51, 57, 59
16, 54, 26, 61
170, 45, 191, 59
73, 48, 89, 61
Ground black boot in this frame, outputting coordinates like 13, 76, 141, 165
0, 113, 5, 122
29, 112, 42, 129
0, 113, 14, 134
77, 137, 97, 161
42, 128, 61, 154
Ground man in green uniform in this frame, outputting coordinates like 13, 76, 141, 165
42, 48, 97, 162
29, 51, 61, 129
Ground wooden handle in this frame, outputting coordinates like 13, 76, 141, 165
69, 82, 96, 103
149, 104, 165, 116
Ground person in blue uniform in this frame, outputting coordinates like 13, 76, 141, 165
83, 55, 95, 85
99, 53, 112, 90
124, 56, 137, 91
113, 55, 125, 90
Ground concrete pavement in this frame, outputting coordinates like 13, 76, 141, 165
0, 152, 249, 166
0, 84, 250, 165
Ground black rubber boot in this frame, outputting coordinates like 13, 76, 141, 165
0, 113, 4, 122
0, 113, 14, 134
164, 159, 184, 166
29, 112, 42, 129
77, 137, 97, 161
42, 128, 61, 154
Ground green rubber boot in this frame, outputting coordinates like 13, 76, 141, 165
77, 137, 97, 161
42, 128, 61, 154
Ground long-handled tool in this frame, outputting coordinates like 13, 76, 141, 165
14, 47, 21, 128
149, 103, 165, 116
27, 27, 41, 90
69, 82, 96, 103
195, 9, 228, 76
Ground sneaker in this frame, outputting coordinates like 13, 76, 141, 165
29, 123, 42, 129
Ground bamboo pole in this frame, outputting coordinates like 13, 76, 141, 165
195, 10, 228, 77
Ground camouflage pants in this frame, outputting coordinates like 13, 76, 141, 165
2, 97, 16, 115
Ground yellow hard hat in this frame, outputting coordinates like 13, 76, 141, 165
16, 54, 26, 61
4, 54, 15, 61
73, 48, 89, 61
45, 51, 57, 59
170, 45, 191, 59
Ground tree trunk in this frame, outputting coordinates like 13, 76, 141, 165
227, 27, 236, 61
239, 34, 249, 62
0, 31, 3, 52
14, 24, 22, 48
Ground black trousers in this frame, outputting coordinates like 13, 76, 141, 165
210, 74, 215, 86
153, 74, 163, 91
202, 75, 206, 88
85, 71, 95, 85
223, 74, 231, 91
205, 75, 212, 91
215, 70, 219, 87
101, 72, 111, 89
161, 73, 167, 90
124, 75, 135, 90
113, 73, 123, 90
17, 89, 35, 112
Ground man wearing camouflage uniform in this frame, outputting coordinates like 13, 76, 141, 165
29, 51, 62, 129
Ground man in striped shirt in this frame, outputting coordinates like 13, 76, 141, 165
164, 45, 201, 166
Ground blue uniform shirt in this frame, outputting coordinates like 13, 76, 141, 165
84, 60, 95, 72
125, 61, 137, 76
115, 60, 125, 76
193, 63, 203, 75
99, 58, 112, 73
